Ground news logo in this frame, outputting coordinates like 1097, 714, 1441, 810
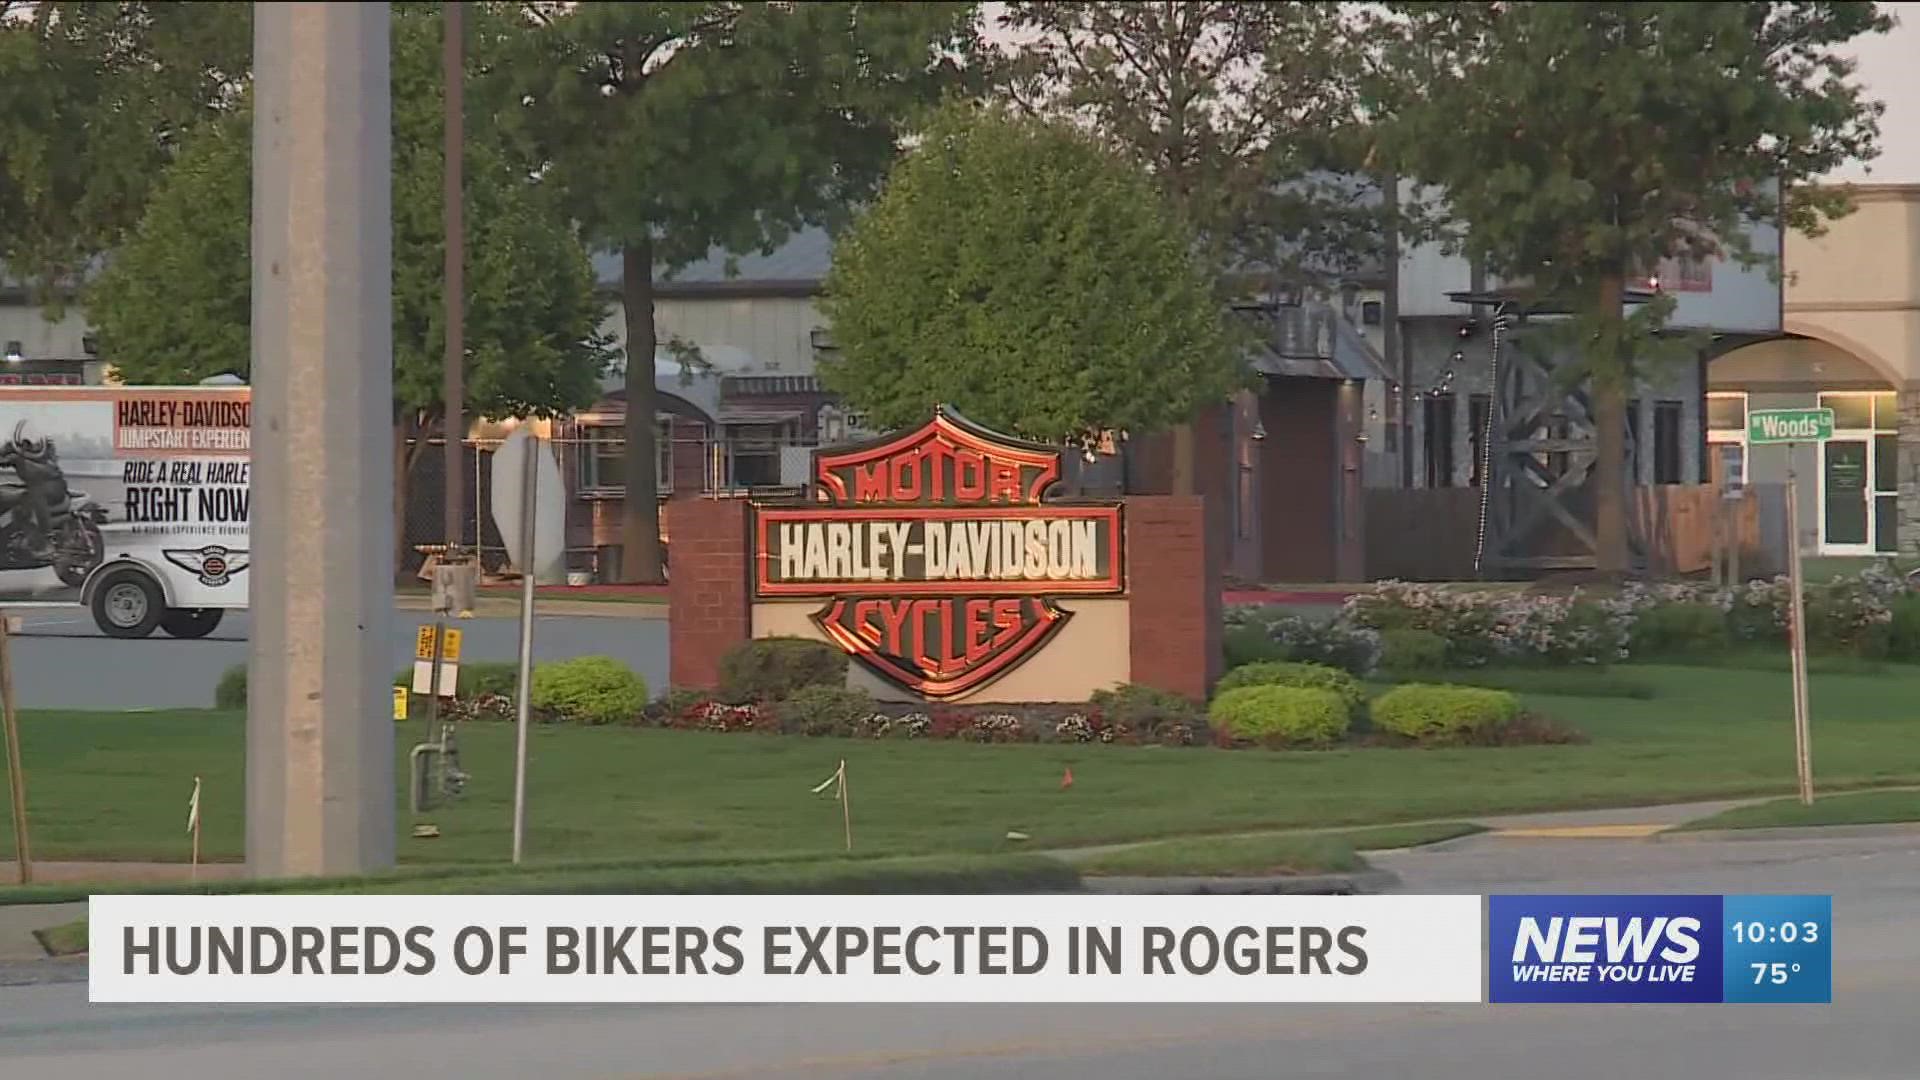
1490, 895, 1832, 1004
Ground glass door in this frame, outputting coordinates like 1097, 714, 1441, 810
1820, 439, 1872, 553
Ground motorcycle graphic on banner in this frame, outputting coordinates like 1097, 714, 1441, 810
0, 387, 250, 637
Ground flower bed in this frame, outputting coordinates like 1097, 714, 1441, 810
1225, 565, 1920, 671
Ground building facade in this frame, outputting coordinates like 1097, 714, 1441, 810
1709, 183, 1920, 557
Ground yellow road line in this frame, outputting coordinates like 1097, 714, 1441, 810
1490, 824, 1667, 839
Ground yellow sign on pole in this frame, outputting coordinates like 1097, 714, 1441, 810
415, 625, 438, 661
393, 685, 410, 721
442, 628, 463, 664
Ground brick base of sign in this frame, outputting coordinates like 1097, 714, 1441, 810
1125, 495, 1222, 701
665, 497, 751, 692
664, 493, 1222, 704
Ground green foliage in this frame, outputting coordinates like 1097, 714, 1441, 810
997, 3, 1381, 293
214, 664, 247, 711
1087, 683, 1205, 736
1222, 623, 1287, 669
1379, 628, 1448, 675
1208, 686, 1350, 746
717, 637, 850, 704
1373, 2, 1891, 567
819, 102, 1239, 444
774, 685, 878, 737
1629, 602, 1730, 659
529, 656, 649, 726
0, 2, 251, 296
1372, 685, 1520, 744
1213, 661, 1366, 713
89, 5, 613, 430
501, 2, 977, 580
1888, 596, 1920, 663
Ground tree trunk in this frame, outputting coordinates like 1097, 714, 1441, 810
393, 415, 437, 583
618, 239, 666, 584
1593, 274, 1631, 576
1171, 422, 1196, 496
393, 421, 413, 583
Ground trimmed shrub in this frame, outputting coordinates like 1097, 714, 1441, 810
1223, 623, 1285, 670
1085, 683, 1204, 746
1627, 602, 1729, 659
775, 685, 877, 737
1372, 684, 1519, 744
718, 636, 848, 703
215, 664, 247, 710
1379, 628, 1447, 675
459, 661, 521, 698
1212, 661, 1365, 712
529, 656, 648, 725
1208, 685, 1350, 746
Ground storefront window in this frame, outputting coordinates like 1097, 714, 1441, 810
1817, 392, 1898, 554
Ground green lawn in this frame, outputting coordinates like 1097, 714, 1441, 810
1676, 788, 1920, 832
5, 663, 1920, 867
1073, 823, 1481, 878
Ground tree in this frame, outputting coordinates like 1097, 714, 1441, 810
502, 1, 979, 582
89, 5, 613, 569
1375, 1, 1890, 574
818, 103, 1237, 448
997, 1, 1382, 493
0, 1, 250, 299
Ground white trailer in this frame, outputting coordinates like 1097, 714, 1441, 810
0, 386, 250, 638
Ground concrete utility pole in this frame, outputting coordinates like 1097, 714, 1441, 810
443, 0, 465, 547
248, 2, 397, 877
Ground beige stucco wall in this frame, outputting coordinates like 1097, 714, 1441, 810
751, 598, 1131, 704
0, 303, 90, 362
1782, 184, 1920, 385
1709, 337, 1892, 391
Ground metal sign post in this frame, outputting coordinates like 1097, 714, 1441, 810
1748, 408, 1832, 807
490, 426, 563, 865
511, 441, 539, 864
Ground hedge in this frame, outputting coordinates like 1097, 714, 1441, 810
1213, 661, 1365, 712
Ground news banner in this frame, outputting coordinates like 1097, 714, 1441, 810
86, 893, 1831, 1005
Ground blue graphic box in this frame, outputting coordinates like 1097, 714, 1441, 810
1489, 895, 1725, 1004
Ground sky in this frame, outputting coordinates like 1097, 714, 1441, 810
1830, 2, 1920, 183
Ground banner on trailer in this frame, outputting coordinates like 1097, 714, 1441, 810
0, 388, 250, 607
89, 894, 1484, 1004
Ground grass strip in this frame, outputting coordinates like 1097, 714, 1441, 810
1674, 788, 1920, 832
1074, 823, 1479, 879
0, 852, 1076, 907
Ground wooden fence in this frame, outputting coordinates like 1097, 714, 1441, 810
1365, 484, 1787, 581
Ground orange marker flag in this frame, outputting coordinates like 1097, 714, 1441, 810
1060, 766, 1074, 790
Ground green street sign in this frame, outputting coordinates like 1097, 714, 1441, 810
1748, 408, 1834, 444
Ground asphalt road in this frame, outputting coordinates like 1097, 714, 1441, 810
6, 606, 669, 710
3, 831, 1916, 1079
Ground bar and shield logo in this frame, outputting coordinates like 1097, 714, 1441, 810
750, 408, 1123, 699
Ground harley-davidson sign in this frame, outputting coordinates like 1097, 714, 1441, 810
752, 408, 1123, 699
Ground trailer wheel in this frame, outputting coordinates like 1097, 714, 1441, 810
91, 569, 164, 639
159, 608, 225, 639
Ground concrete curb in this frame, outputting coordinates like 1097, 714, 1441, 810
0, 901, 86, 964
1656, 822, 1920, 844
1080, 868, 1400, 896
